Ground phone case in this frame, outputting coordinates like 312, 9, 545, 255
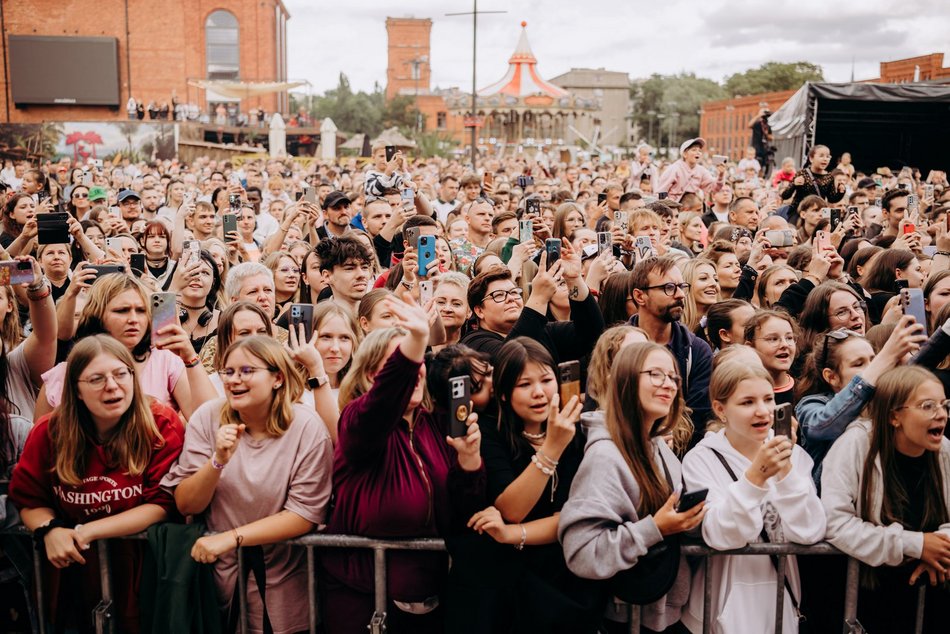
545, 239, 561, 269
419, 280, 433, 304
558, 361, 581, 405
151, 293, 178, 345
418, 235, 436, 277
290, 303, 314, 342
613, 211, 628, 232
677, 488, 709, 513
901, 288, 928, 335
525, 199, 540, 216
404, 227, 420, 249
449, 376, 471, 438
0, 260, 36, 286
36, 212, 70, 245
773, 403, 792, 437
519, 220, 533, 243
130, 253, 146, 273
597, 232, 612, 254
635, 236, 653, 260
385, 146, 396, 162
222, 214, 238, 240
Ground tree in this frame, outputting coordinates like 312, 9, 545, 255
724, 62, 823, 97
630, 73, 726, 149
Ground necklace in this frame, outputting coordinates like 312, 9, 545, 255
522, 429, 546, 443
181, 303, 206, 310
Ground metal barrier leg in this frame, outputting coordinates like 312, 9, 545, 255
93, 541, 114, 634
307, 546, 317, 634
774, 555, 786, 634
32, 546, 48, 634
627, 602, 640, 634
369, 547, 387, 633
913, 584, 926, 634
702, 556, 713, 634
842, 557, 861, 634
237, 547, 249, 634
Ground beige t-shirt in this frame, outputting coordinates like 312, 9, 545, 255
162, 399, 333, 634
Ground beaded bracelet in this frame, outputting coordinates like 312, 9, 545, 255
514, 524, 527, 551
184, 355, 201, 368
535, 449, 558, 468
530, 453, 555, 476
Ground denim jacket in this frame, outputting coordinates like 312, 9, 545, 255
795, 375, 875, 491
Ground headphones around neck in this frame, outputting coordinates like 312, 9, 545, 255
180, 307, 214, 328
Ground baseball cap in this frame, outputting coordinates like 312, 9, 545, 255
679, 138, 706, 155
322, 191, 351, 210
88, 186, 108, 202
117, 189, 141, 202
856, 177, 877, 190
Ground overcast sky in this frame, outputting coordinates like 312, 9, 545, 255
285, 0, 946, 96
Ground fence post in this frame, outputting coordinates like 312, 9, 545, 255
842, 557, 860, 634
913, 583, 926, 634
369, 547, 387, 633
702, 555, 713, 634
93, 540, 114, 634
32, 545, 48, 634
307, 546, 317, 634
236, 547, 248, 634
773, 554, 787, 634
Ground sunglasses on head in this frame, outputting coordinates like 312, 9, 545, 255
819, 328, 861, 369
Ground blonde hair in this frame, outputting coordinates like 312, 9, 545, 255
586, 325, 642, 404
0, 286, 23, 349
76, 273, 152, 359
202, 237, 231, 307
313, 301, 362, 383
337, 326, 431, 413
680, 258, 720, 332
629, 209, 663, 235
49, 335, 162, 486
707, 361, 774, 432
218, 336, 304, 437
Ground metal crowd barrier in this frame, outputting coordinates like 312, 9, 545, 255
0, 528, 930, 634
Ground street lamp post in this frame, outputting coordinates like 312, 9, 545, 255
656, 113, 666, 155
646, 109, 656, 148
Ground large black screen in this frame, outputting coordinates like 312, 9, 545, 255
9, 35, 120, 107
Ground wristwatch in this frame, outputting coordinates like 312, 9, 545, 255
307, 375, 330, 389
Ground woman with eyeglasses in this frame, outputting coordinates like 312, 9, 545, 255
67, 184, 92, 219
743, 310, 800, 408
163, 336, 334, 634
822, 366, 950, 632
263, 251, 300, 317
680, 361, 824, 634
797, 282, 868, 355
11, 335, 184, 633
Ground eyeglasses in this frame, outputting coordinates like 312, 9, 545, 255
483, 287, 524, 304
78, 367, 134, 389
278, 267, 301, 275
220, 366, 276, 381
894, 399, 950, 419
757, 334, 797, 347
642, 282, 690, 296
819, 328, 861, 368
73, 192, 89, 199
830, 301, 865, 322
640, 369, 681, 388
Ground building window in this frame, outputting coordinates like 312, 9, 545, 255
206, 10, 239, 80
437, 112, 447, 129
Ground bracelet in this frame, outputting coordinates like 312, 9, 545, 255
32, 518, 69, 548
936, 251, 950, 257
26, 276, 48, 293
535, 449, 559, 468
184, 355, 201, 368
530, 453, 555, 476
401, 280, 415, 290
27, 284, 51, 301
515, 524, 527, 551
232, 529, 244, 549
211, 454, 226, 470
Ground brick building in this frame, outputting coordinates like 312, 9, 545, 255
0, 0, 289, 123
699, 52, 950, 161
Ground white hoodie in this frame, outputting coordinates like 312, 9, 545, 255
680, 429, 825, 634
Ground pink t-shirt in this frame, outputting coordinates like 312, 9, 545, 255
42, 348, 185, 410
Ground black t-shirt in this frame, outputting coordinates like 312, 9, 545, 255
894, 451, 929, 531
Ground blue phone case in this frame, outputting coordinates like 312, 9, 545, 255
418, 235, 436, 277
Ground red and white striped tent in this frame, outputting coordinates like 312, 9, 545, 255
478, 22, 568, 99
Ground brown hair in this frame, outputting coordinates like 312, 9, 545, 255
48, 335, 162, 486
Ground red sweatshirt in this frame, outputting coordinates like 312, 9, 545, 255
9, 401, 183, 633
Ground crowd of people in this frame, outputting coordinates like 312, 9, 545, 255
1, 135, 949, 634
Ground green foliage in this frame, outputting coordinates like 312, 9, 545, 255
414, 130, 459, 158
724, 62, 824, 97
290, 74, 423, 138
630, 73, 726, 147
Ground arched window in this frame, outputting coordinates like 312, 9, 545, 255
205, 10, 239, 80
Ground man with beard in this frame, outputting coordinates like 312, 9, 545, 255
628, 256, 713, 447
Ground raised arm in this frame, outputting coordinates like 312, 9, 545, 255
18, 257, 57, 386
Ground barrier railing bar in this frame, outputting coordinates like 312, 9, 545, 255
307, 546, 317, 634
702, 555, 713, 634
627, 603, 640, 633
773, 554, 786, 634
236, 546, 248, 634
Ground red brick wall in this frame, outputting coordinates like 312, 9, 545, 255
1, 0, 286, 123
385, 18, 431, 101
880, 53, 947, 82
699, 90, 796, 161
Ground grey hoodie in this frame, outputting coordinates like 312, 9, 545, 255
558, 412, 690, 631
